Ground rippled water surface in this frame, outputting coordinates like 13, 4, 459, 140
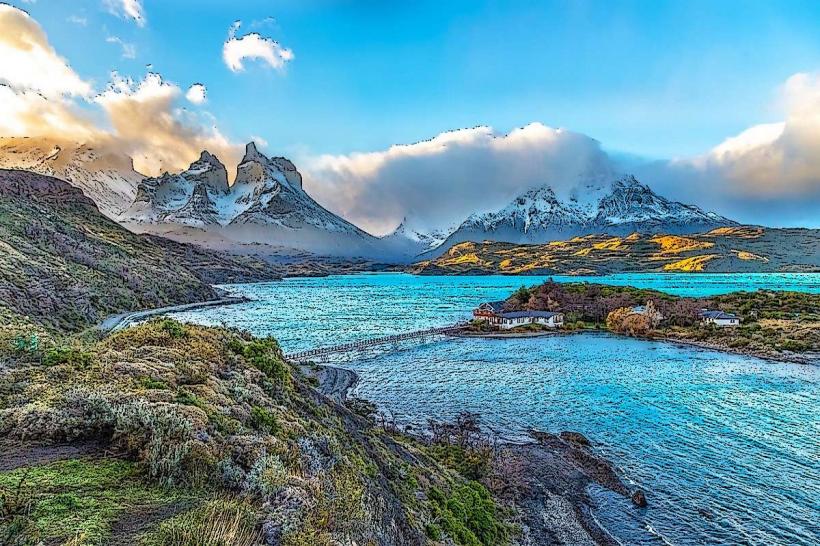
173, 273, 820, 546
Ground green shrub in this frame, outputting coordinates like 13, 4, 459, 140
250, 405, 281, 435
113, 400, 196, 487
157, 319, 187, 339
243, 454, 288, 498
780, 339, 810, 352
11, 333, 39, 354
428, 482, 511, 546
42, 347, 92, 368
138, 376, 168, 390
229, 338, 290, 391
428, 444, 492, 481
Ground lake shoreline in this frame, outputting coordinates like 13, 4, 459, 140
459, 327, 818, 365
96, 294, 250, 334
310, 362, 638, 546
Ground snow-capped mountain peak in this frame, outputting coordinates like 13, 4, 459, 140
425, 174, 737, 256
120, 142, 383, 258
463, 183, 586, 234
0, 137, 143, 218
185, 151, 229, 195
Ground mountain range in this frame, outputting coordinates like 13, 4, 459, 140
119, 142, 385, 258
0, 137, 143, 218
0, 138, 750, 263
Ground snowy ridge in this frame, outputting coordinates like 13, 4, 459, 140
381, 218, 459, 255
427, 174, 737, 256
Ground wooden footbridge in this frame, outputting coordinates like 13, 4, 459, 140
285, 323, 467, 362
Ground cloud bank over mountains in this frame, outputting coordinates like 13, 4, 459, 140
304, 124, 614, 235
305, 73, 820, 234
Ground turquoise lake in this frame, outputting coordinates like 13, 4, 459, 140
172, 273, 820, 546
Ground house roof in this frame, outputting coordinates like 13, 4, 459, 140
478, 301, 506, 313
699, 310, 739, 320
499, 311, 561, 319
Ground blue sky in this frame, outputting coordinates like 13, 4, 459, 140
15, 0, 820, 159
2, 0, 820, 230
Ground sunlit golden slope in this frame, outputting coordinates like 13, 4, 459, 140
411, 227, 820, 275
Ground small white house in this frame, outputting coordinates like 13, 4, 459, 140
473, 302, 564, 330
498, 311, 564, 330
699, 309, 741, 327
472, 301, 506, 327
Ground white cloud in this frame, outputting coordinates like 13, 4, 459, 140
185, 83, 207, 105
106, 36, 136, 59
95, 73, 240, 175
0, 86, 100, 141
67, 15, 87, 26
305, 123, 614, 235
0, 4, 242, 178
0, 4, 91, 97
683, 72, 820, 198
223, 21, 294, 72
104, 0, 146, 27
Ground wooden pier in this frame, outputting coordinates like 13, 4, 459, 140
285, 324, 466, 362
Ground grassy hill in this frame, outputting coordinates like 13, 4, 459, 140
0, 319, 519, 545
412, 227, 820, 275
0, 169, 279, 332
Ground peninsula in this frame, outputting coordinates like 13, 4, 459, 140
471, 281, 820, 364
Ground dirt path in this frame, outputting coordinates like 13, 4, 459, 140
106, 500, 198, 545
0, 439, 109, 471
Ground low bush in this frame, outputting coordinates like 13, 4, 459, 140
143, 498, 262, 546
42, 347, 92, 368
428, 444, 493, 481
250, 405, 281, 435
138, 376, 168, 390
113, 400, 198, 487
428, 482, 511, 546
243, 453, 288, 499
229, 338, 291, 391
157, 319, 187, 339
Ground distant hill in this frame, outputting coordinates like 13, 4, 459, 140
411, 227, 820, 275
0, 169, 280, 331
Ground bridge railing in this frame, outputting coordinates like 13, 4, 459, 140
285, 323, 466, 362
